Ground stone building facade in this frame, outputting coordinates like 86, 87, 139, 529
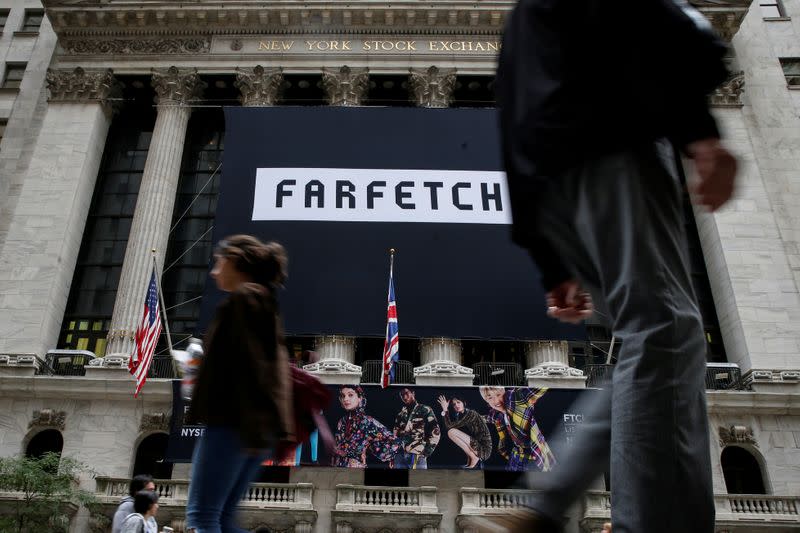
0, 0, 799, 532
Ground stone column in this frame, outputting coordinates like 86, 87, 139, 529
409, 66, 457, 108
321, 66, 369, 106
303, 335, 362, 384
234, 65, 283, 106
414, 337, 474, 386
104, 67, 205, 360
0, 68, 120, 357
524, 340, 585, 389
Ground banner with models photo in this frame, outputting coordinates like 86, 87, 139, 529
167, 381, 596, 472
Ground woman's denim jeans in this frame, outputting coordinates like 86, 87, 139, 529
186, 426, 270, 533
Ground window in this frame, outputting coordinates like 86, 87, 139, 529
161, 106, 225, 347
26, 429, 64, 460
133, 433, 173, 480
2, 63, 26, 89
780, 58, 800, 87
759, 0, 786, 18
365, 468, 408, 487
721, 446, 767, 494
20, 9, 44, 32
0, 10, 10, 32
254, 466, 291, 484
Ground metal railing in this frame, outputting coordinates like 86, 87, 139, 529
472, 362, 525, 386
583, 364, 614, 388
705, 362, 744, 390
360, 359, 414, 384
42, 350, 96, 376
147, 355, 177, 379
583, 363, 747, 391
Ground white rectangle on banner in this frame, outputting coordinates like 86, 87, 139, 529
252, 168, 512, 224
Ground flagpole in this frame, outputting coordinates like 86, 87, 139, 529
382, 248, 396, 388
151, 249, 177, 375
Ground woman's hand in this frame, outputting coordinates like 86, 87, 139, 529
437, 395, 448, 411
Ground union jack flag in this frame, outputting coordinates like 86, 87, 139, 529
129, 268, 162, 398
381, 259, 399, 389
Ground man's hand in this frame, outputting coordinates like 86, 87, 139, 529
546, 280, 593, 324
687, 138, 737, 212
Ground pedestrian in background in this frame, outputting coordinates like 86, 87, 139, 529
185, 235, 294, 533
491, 0, 737, 531
112, 474, 155, 533
119, 490, 159, 533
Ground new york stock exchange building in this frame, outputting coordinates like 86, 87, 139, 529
1, 0, 800, 532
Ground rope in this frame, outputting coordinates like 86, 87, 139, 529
163, 225, 215, 274
169, 161, 222, 234
165, 295, 203, 312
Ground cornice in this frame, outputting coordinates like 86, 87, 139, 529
0, 375, 173, 402
706, 390, 800, 415
45, 3, 511, 38
43, 1, 751, 43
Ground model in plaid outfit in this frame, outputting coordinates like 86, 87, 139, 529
480, 386, 556, 472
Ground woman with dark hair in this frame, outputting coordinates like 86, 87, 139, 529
333, 386, 400, 468
119, 490, 159, 533
437, 394, 492, 469
185, 235, 294, 533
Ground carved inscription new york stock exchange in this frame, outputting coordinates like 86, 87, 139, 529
217, 37, 502, 54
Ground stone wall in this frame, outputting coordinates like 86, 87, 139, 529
695, 3, 800, 377
0, 0, 58, 248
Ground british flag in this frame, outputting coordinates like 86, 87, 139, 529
129, 268, 162, 398
381, 261, 399, 389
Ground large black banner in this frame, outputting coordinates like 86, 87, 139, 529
199, 106, 584, 340
167, 381, 595, 472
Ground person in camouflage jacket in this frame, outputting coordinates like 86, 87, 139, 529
392, 388, 441, 469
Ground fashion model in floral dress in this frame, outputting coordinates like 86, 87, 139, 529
333, 386, 400, 468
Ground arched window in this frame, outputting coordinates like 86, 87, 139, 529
721, 446, 766, 494
25, 429, 64, 460
133, 433, 173, 480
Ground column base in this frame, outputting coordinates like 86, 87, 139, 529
85, 355, 133, 379
744, 369, 800, 393
414, 361, 474, 387
303, 359, 362, 385
0, 353, 40, 377
525, 363, 586, 389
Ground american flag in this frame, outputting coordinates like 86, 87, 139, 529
129, 268, 162, 397
381, 258, 399, 389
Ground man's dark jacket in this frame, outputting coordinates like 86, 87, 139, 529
495, 0, 730, 289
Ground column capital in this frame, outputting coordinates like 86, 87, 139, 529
409, 66, 457, 108
234, 65, 284, 107
151, 66, 206, 106
321, 66, 369, 106
46, 67, 122, 105
710, 71, 745, 108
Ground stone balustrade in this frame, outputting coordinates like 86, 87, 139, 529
95, 477, 314, 509
459, 487, 538, 513
335, 484, 438, 513
716, 494, 800, 517
577, 491, 800, 532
